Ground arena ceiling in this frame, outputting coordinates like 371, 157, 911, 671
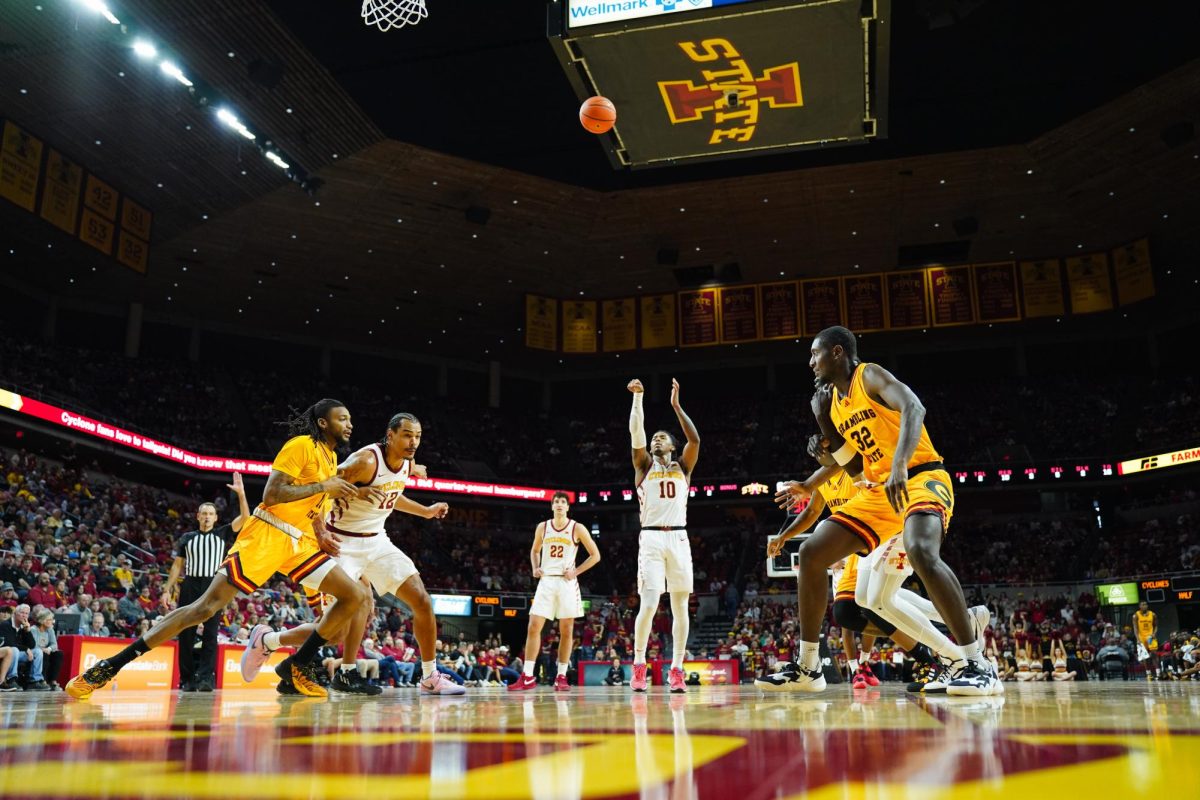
0, 0, 1198, 366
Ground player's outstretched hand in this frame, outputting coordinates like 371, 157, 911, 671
774, 480, 812, 510
322, 477, 359, 500
627, 379, 644, 394
670, 377, 681, 408
355, 486, 388, 505
427, 502, 449, 519
226, 471, 245, 495
767, 536, 786, 558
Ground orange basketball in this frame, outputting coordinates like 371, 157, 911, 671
580, 96, 616, 134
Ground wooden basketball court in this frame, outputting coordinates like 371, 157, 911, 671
1, 683, 1197, 798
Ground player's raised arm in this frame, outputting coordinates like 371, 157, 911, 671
628, 379, 652, 477
669, 378, 700, 477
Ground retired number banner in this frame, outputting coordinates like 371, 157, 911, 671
0, 121, 43, 212
640, 294, 676, 349
39, 149, 82, 234
1111, 238, 1155, 307
562, 300, 598, 353
679, 289, 719, 347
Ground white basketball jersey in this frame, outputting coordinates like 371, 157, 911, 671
637, 460, 688, 528
326, 444, 410, 535
539, 518, 578, 577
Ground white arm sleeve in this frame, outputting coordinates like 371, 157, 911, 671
629, 392, 647, 449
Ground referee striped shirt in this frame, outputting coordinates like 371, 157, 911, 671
174, 524, 233, 578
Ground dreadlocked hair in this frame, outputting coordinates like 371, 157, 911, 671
277, 398, 346, 443
380, 412, 421, 446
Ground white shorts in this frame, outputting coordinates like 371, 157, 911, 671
530, 576, 583, 620
333, 534, 418, 596
637, 528, 693, 595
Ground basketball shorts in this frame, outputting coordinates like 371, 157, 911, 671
219, 515, 335, 593
827, 466, 955, 556
530, 576, 584, 621
834, 554, 860, 601
637, 528, 693, 594
329, 533, 418, 597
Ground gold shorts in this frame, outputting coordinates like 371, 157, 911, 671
220, 516, 333, 593
827, 466, 954, 557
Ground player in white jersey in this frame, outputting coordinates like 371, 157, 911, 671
242, 413, 464, 696
508, 491, 600, 693
628, 377, 700, 694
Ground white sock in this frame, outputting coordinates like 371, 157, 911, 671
421, 660, 436, 679
633, 590, 659, 664
339, 662, 356, 672
847, 654, 859, 670
669, 592, 690, 670
557, 662, 568, 677
263, 631, 281, 651
962, 639, 985, 666
523, 660, 536, 678
800, 641, 819, 672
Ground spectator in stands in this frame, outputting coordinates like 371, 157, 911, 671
117, 586, 145, 626
63, 591, 92, 620
0, 582, 17, 609
83, 611, 110, 638
602, 657, 626, 686
361, 638, 403, 688
4, 604, 50, 690
30, 608, 62, 688
1096, 638, 1131, 680
27, 572, 59, 609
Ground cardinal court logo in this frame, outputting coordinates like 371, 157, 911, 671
658, 38, 802, 145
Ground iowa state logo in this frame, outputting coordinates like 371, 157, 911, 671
658, 37, 802, 145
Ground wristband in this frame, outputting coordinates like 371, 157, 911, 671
832, 441, 857, 466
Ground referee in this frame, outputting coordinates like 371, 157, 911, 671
162, 472, 249, 692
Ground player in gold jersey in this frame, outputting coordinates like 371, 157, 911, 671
775, 327, 999, 696
65, 399, 372, 699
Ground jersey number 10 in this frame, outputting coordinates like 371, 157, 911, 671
658, 482, 677, 499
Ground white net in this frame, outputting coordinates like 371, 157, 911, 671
361, 0, 427, 31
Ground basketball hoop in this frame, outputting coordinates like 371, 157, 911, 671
361, 0, 427, 31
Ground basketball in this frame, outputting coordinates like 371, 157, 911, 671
579, 95, 616, 134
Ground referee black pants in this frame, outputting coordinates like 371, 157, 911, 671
177, 576, 222, 686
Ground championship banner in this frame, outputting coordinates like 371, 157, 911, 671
1065, 253, 1114, 314
1111, 238, 1155, 306
555, 0, 883, 167
218, 644, 293, 689
758, 280, 800, 340
602, 298, 638, 352
524, 295, 558, 351
39, 149, 82, 234
679, 288, 720, 347
885, 270, 929, 330
1019, 259, 1065, 318
0, 120, 43, 212
801, 278, 842, 336
842, 273, 886, 333
121, 196, 153, 241
719, 285, 759, 343
640, 293, 676, 349
562, 300, 598, 353
973, 262, 1021, 323
1117, 444, 1200, 476
928, 265, 975, 327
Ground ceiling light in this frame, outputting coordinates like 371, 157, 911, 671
132, 40, 156, 59
79, 0, 120, 24
159, 61, 193, 87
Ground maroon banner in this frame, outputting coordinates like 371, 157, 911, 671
801, 278, 843, 337
928, 265, 975, 327
973, 262, 1021, 323
885, 271, 929, 330
678, 288, 719, 347
719, 286, 759, 343
758, 281, 800, 340
842, 273, 886, 332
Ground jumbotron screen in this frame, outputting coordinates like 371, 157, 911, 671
549, 0, 890, 168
